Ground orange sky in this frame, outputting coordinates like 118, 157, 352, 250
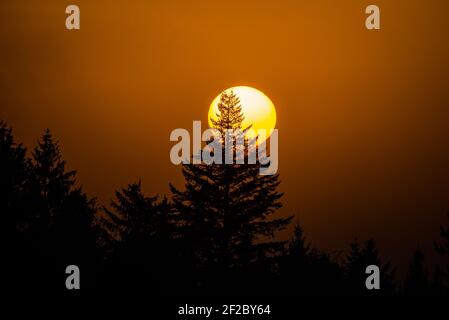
1, 0, 449, 273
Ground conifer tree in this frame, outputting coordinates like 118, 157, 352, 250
344, 239, 396, 297
170, 90, 292, 291
281, 223, 311, 295
435, 213, 449, 276
280, 222, 344, 298
31, 129, 97, 289
0, 121, 30, 235
103, 182, 173, 248
101, 182, 175, 291
403, 248, 429, 297
32, 129, 76, 212
288, 223, 311, 262
0, 122, 37, 291
434, 213, 449, 293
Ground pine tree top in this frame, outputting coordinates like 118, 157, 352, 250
210, 90, 248, 133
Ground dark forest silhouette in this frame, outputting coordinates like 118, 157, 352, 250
2, 92, 449, 298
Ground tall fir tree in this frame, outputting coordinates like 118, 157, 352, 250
31, 129, 98, 290
170, 90, 292, 294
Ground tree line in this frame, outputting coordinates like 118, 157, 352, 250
2, 92, 449, 298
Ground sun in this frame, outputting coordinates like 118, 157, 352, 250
208, 86, 277, 141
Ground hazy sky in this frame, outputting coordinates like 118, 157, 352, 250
1, 0, 449, 273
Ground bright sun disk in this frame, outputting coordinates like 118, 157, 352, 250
208, 86, 277, 141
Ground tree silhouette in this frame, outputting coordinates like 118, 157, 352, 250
403, 248, 429, 298
100, 182, 175, 294
344, 239, 396, 298
30, 129, 98, 291
170, 90, 292, 296
0, 122, 30, 237
4, 119, 449, 298
0, 121, 37, 292
287, 224, 310, 276
435, 213, 449, 275
280, 222, 344, 298
280, 223, 310, 293
1, 126, 99, 292
434, 213, 449, 293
